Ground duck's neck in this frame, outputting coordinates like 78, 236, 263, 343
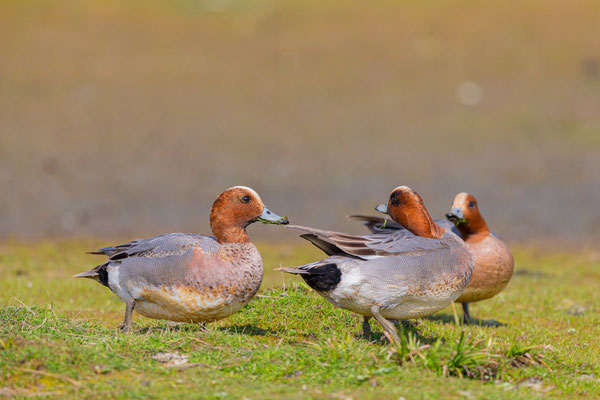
214, 226, 250, 244
402, 206, 445, 239
210, 213, 251, 244
457, 217, 490, 243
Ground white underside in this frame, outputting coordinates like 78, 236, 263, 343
321, 268, 462, 320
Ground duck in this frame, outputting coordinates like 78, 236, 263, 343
445, 193, 514, 324
74, 186, 289, 332
350, 192, 514, 324
278, 186, 473, 343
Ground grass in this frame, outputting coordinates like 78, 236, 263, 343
1, 240, 599, 398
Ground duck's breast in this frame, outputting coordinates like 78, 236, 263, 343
456, 234, 514, 303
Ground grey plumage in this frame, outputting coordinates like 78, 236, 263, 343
76, 233, 221, 286
285, 224, 452, 259
89, 233, 220, 260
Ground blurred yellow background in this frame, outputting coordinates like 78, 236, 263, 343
1, 0, 599, 244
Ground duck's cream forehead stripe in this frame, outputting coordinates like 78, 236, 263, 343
392, 185, 412, 192
230, 186, 262, 203
452, 192, 471, 208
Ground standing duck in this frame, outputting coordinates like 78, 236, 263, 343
74, 186, 289, 332
445, 193, 514, 324
278, 186, 473, 343
350, 192, 514, 324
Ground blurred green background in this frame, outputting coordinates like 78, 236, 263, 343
1, 0, 599, 244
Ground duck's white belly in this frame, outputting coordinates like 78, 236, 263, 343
132, 285, 252, 323
324, 289, 459, 320
381, 296, 456, 320
321, 268, 464, 320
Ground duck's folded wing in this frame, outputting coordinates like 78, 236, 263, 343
89, 233, 219, 260
116, 250, 200, 289
286, 224, 448, 260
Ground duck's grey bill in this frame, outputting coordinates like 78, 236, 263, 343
257, 207, 289, 225
446, 207, 466, 225
374, 203, 388, 214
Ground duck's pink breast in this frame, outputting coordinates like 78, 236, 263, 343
456, 235, 514, 303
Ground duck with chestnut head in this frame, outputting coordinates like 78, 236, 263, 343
74, 186, 289, 333
445, 193, 514, 324
278, 186, 473, 343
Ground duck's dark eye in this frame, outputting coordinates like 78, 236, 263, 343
468, 200, 475, 208
391, 195, 400, 206
241, 195, 251, 204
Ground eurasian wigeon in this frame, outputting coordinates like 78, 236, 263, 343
445, 193, 514, 324
351, 192, 514, 324
278, 186, 473, 343
74, 186, 289, 332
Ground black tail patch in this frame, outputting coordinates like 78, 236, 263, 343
300, 263, 341, 292
97, 264, 109, 287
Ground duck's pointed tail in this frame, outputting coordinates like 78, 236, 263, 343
275, 266, 311, 275
73, 264, 109, 287
73, 270, 98, 279
275, 257, 332, 275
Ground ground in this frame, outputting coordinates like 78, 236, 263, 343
1, 240, 599, 399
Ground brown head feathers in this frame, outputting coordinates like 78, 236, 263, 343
209, 186, 266, 244
385, 186, 445, 239
446, 192, 490, 242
